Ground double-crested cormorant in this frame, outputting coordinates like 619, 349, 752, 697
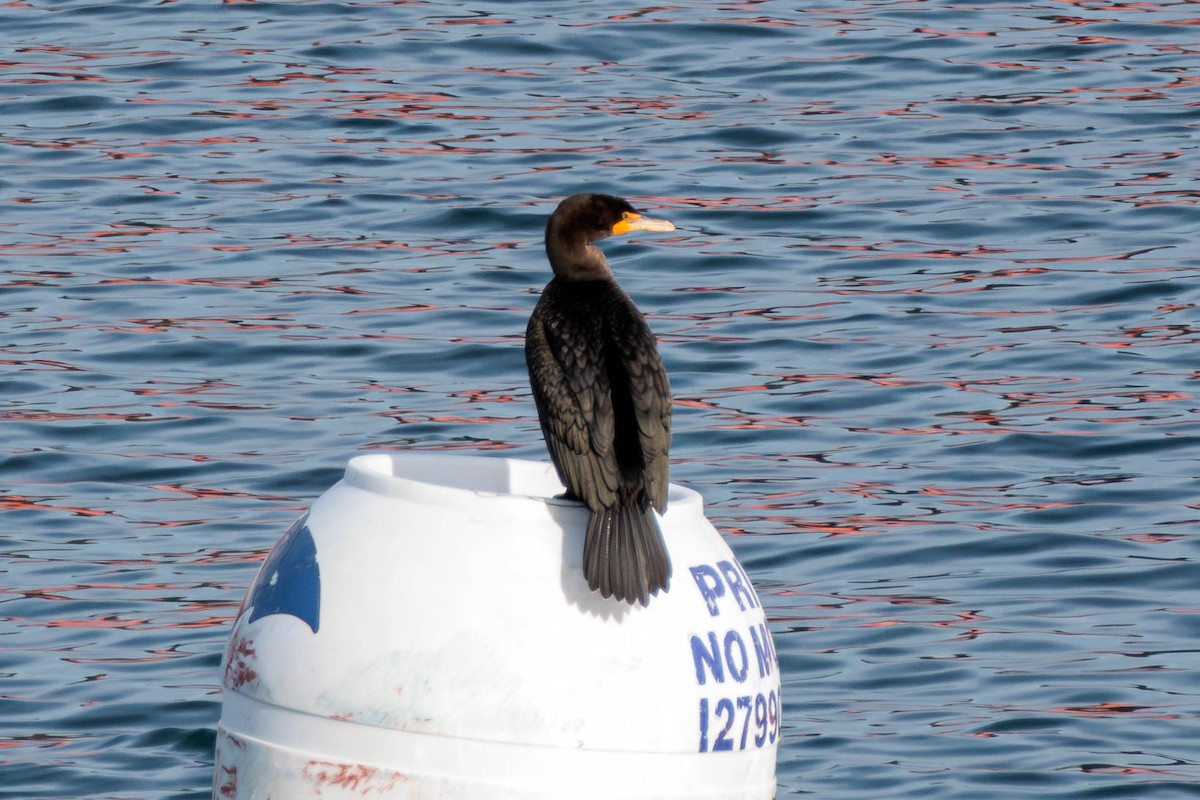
525, 193, 675, 606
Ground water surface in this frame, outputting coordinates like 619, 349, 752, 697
2, 1, 1199, 798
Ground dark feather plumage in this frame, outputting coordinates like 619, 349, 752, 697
525, 194, 673, 605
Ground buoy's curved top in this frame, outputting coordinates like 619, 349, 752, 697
343, 452, 702, 512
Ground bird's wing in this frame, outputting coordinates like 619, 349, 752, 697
526, 303, 620, 510
607, 296, 672, 513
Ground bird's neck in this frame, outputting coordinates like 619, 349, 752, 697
545, 232, 614, 282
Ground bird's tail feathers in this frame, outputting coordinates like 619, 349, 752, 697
584, 500, 672, 606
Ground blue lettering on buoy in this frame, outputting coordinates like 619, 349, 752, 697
692, 628, 758, 685
247, 514, 321, 633
687, 558, 782, 753
724, 629, 749, 683
690, 632, 723, 685
749, 623, 775, 678
690, 560, 762, 617
697, 689, 782, 753
689, 564, 725, 617
717, 560, 759, 612
753, 694, 768, 747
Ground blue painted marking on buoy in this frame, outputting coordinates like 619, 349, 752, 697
247, 514, 321, 633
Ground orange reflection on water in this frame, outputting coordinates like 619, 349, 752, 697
0, 495, 117, 518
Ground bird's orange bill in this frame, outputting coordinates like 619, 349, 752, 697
612, 211, 676, 235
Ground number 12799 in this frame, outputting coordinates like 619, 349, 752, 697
699, 690, 781, 752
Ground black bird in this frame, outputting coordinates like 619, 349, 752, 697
525, 193, 675, 606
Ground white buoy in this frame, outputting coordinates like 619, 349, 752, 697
213, 452, 779, 799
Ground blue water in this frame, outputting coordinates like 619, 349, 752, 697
2, 1, 1199, 797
